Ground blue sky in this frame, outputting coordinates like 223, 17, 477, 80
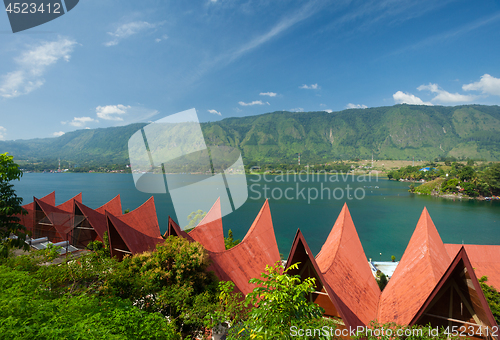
1, 0, 500, 140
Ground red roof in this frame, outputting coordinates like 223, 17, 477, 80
75, 201, 107, 241
377, 207, 451, 325
34, 198, 74, 239
207, 200, 280, 295
105, 197, 164, 255
286, 229, 361, 326
56, 193, 82, 213
19, 192, 55, 232
411, 247, 498, 331
445, 244, 500, 291
96, 195, 122, 216
315, 203, 381, 327
188, 198, 225, 253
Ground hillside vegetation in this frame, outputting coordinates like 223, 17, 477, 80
2, 104, 500, 167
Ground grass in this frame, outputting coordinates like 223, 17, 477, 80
414, 178, 446, 195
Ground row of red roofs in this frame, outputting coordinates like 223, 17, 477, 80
18, 192, 500, 336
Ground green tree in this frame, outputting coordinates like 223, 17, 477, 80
185, 209, 207, 230
0, 153, 28, 258
376, 270, 388, 291
479, 276, 500, 324
231, 262, 337, 339
225, 229, 241, 250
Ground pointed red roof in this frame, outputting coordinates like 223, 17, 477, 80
96, 195, 122, 216
445, 244, 500, 292
34, 198, 74, 240
166, 216, 193, 241
411, 247, 498, 331
105, 197, 164, 255
19, 192, 55, 232
39, 191, 56, 206
315, 203, 381, 327
56, 193, 82, 213
75, 201, 107, 241
207, 200, 281, 295
286, 229, 357, 323
377, 207, 451, 325
188, 198, 225, 253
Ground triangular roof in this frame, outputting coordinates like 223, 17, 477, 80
188, 198, 225, 253
315, 203, 381, 327
411, 247, 498, 330
286, 229, 360, 326
19, 192, 55, 232
166, 216, 193, 241
34, 198, 74, 239
96, 195, 122, 216
74, 200, 107, 240
377, 207, 451, 325
445, 244, 500, 292
207, 200, 281, 296
56, 193, 82, 213
105, 197, 164, 255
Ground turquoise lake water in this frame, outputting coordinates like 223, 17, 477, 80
14, 173, 500, 261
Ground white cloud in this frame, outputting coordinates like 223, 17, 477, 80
417, 83, 476, 103
0, 126, 6, 140
290, 107, 304, 112
238, 100, 269, 106
155, 34, 169, 43
105, 21, 165, 46
65, 116, 97, 127
346, 103, 368, 109
299, 83, 319, 90
52, 131, 65, 137
393, 91, 433, 105
208, 109, 222, 116
0, 37, 77, 98
260, 92, 277, 97
324, 109, 333, 113
96, 104, 131, 121
462, 74, 500, 96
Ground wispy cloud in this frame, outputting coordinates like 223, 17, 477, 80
346, 103, 367, 109
0, 37, 77, 98
260, 92, 277, 97
386, 12, 500, 57
105, 21, 166, 46
238, 100, 269, 106
463, 74, 500, 96
96, 105, 131, 121
155, 34, 169, 43
52, 131, 65, 137
208, 109, 222, 116
324, 109, 333, 113
393, 91, 433, 105
290, 107, 304, 112
62, 116, 98, 127
0, 126, 6, 140
417, 83, 477, 103
299, 83, 319, 90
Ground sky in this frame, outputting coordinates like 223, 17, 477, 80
1, 0, 500, 140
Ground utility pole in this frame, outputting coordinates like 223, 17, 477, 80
298, 153, 301, 166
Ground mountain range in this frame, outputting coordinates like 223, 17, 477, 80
2, 104, 500, 166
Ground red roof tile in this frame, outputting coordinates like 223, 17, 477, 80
56, 193, 82, 213
445, 244, 500, 292
412, 247, 498, 331
105, 197, 164, 255
207, 200, 280, 295
34, 198, 74, 239
315, 203, 381, 327
188, 198, 225, 253
19, 192, 55, 232
377, 207, 451, 325
75, 201, 107, 241
95, 195, 122, 216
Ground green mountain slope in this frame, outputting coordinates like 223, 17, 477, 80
2, 105, 500, 165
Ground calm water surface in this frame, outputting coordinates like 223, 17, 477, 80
14, 173, 500, 261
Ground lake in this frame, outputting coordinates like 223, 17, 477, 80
13, 173, 500, 261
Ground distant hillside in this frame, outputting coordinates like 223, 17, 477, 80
2, 105, 500, 165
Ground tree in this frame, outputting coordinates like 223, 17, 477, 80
230, 262, 337, 339
0, 153, 28, 257
225, 229, 241, 250
185, 210, 207, 230
479, 276, 500, 324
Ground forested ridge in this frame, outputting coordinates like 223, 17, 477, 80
2, 104, 500, 167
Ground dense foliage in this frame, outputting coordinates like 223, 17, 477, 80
0, 152, 28, 257
479, 276, 500, 325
